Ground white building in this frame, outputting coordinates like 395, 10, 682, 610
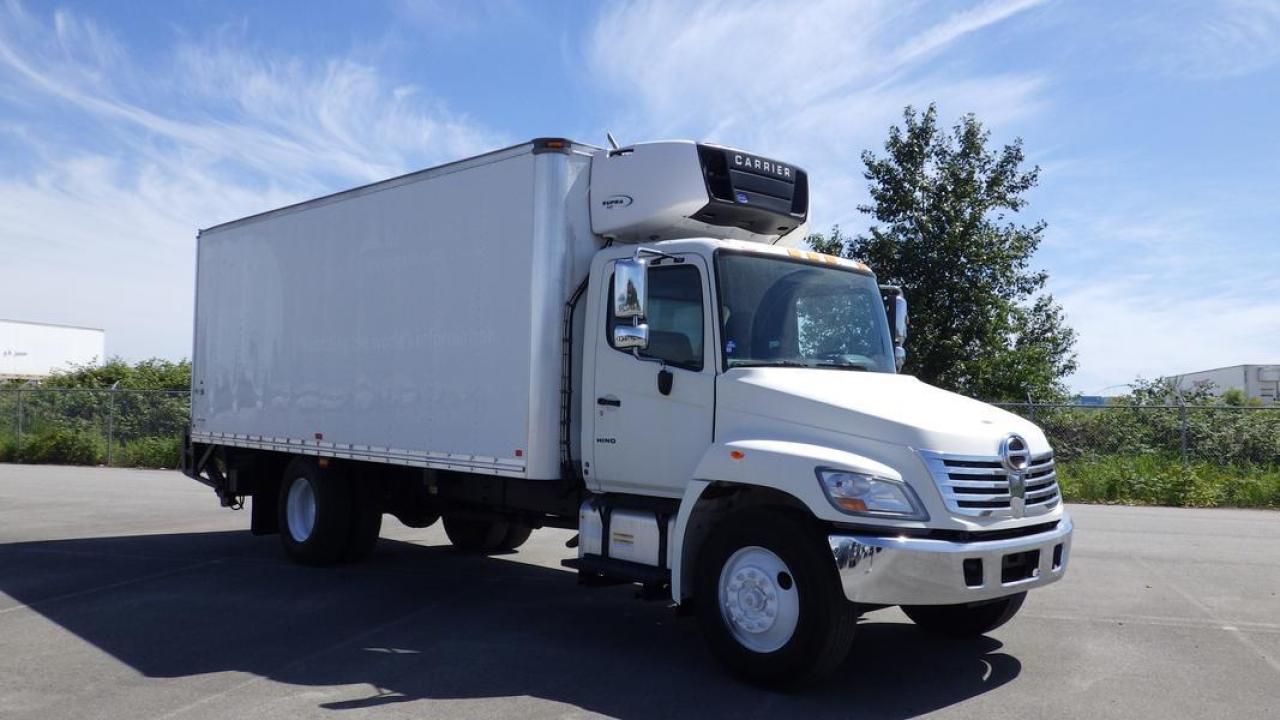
0, 319, 105, 380
1174, 364, 1280, 404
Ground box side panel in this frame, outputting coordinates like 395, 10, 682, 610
193, 154, 538, 473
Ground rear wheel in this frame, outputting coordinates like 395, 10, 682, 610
497, 522, 534, 551
443, 516, 510, 551
902, 592, 1027, 637
694, 509, 857, 688
278, 458, 351, 565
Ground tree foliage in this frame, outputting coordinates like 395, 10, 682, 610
37, 357, 190, 391
809, 105, 1076, 401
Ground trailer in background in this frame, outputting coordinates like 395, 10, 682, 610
0, 319, 104, 380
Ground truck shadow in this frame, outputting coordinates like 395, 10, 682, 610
0, 529, 1020, 718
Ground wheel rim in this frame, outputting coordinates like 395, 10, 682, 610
285, 475, 317, 543
718, 545, 800, 653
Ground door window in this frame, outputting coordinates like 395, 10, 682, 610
607, 264, 704, 371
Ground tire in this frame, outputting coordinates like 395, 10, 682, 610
695, 509, 857, 688
393, 511, 440, 529
902, 592, 1027, 638
497, 522, 534, 551
343, 475, 383, 563
278, 458, 352, 566
442, 515, 511, 552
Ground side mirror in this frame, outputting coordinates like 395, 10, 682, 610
880, 285, 908, 371
613, 323, 650, 349
613, 257, 648, 320
892, 294, 908, 345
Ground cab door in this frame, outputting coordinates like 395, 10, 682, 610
587, 255, 716, 498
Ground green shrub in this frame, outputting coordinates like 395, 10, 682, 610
114, 436, 182, 469
17, 427, 104, 465
0, 434, 15, 463
1058, 453, 1280, 508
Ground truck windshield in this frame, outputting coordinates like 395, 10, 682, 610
715, 251, 896, 373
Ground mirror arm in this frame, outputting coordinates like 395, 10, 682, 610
634, 246, 679, 262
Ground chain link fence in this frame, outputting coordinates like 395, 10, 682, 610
0, 389, 189, 468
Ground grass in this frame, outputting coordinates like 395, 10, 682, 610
12, 427, 105, 466
1057, 453, 1280, 509
113, 436, 182, 469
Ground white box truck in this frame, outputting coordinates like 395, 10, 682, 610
184, 137, 1072, 686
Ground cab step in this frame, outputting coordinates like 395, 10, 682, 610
562, 554, 671, 586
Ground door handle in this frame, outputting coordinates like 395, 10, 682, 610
597, 397, 621, 407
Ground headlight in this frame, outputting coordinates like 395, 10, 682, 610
816, 468, 929, 520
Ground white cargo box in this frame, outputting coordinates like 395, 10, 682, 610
191, 141, 600, 479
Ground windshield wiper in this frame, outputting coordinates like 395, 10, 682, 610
728, 360, 812, 369
730, 359, 875, 371
813, 361, 872, 371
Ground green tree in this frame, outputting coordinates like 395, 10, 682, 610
810, 105, 1076, 400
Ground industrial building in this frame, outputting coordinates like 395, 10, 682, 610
0, 319, 105, 380
1174, 364, 1280, 404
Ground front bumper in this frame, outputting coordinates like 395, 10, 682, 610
829, 513, 1073, 605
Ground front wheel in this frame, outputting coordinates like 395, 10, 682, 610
901, 592, 1027, 637
695, 510, 857, 688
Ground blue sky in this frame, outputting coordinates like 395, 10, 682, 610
1, 0, 1277, 394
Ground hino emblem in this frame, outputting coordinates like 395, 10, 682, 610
1000, 434, 1031, 517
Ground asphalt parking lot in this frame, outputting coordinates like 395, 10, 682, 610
1, 465, 1277, 719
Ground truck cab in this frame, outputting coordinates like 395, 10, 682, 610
573, 141, 1071, 683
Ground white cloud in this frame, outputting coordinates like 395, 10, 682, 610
1133, 0, 1280, 79
1057, 276, 1280, 394
1043, 187, 1280, 393
584, 0, 1048, 228
0, 2, 502, 360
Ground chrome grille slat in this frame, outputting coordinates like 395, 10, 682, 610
946, 478, 1011, 489
920, 447, 1059, 518
951, 492, 1013, 502
944, 467, 1007, 477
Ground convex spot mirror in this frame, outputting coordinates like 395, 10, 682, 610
613, 323, 650, 349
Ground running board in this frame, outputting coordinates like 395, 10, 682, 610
562, 555, 671, 586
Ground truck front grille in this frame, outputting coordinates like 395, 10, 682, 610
920, 450, 1059, 518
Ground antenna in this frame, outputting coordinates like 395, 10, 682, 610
606, 131, 620, 151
